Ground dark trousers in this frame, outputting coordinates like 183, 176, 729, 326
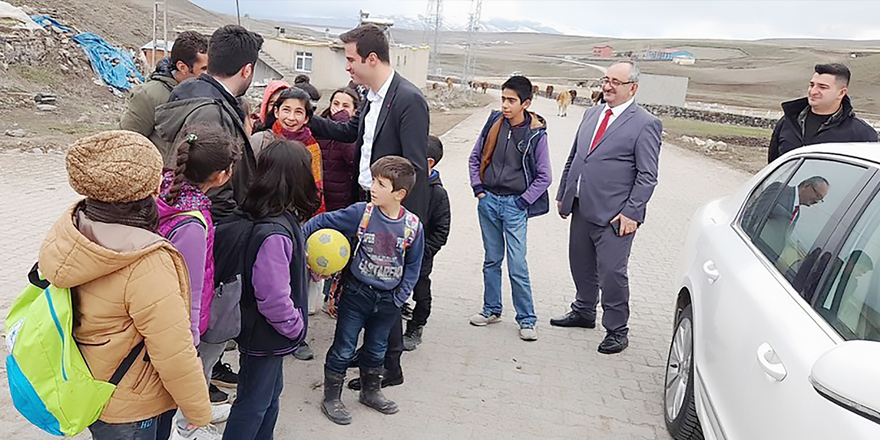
410, 274, 432, 329
222, 354, 284, 440
569, 202, 635, 334
325, 279, 400, 375
88, 409, 174, 440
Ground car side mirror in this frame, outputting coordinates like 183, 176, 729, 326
810, 341, 880, 424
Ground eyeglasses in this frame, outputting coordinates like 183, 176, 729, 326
600, 77, 635, 88
807, 183, 826, 204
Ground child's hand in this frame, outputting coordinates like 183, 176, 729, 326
309, 268, 330, 281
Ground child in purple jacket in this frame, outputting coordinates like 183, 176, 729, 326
467, 75, 552, 342
156, 123, 240, 437
222, 138, 321, 440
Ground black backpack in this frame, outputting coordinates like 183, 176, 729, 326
202, 211, 255, 344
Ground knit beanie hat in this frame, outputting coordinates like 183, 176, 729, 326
66, 130, 163, 203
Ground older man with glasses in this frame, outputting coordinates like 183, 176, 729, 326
551, 60, 663, 354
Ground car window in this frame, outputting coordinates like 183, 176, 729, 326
741, 160, 798, 237
815, 189, 880, 341
742, 159, 868, 285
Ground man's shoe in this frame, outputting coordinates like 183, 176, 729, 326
211, 362, 238, 388
210, 403, 231, 424
549, 311, 596, 328
293, 342, 315, 361
469, 312, 502, 326
358, 367, 399, 414
519, 326, 538, 341
348, 369, 404, 390
321, 368, 352, 425
402, 326, 423, 351
208, 384, 228, 404
598, 332, 629, 354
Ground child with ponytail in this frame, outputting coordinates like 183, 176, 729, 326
156, 123, 240, 439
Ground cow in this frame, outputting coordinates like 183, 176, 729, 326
556, 90, 572, 117
446, 76, 454, 90
480, 82, 489, 93
545, 85, 554, 98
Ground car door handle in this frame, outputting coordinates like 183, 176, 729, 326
756, 342, 787, 381
702, 260, 720, 284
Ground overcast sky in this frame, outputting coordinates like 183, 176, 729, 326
193, 1, 880, 40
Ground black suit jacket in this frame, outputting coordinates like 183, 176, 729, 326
309, 72, 430, 220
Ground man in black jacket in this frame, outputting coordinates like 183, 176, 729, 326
153, 25, 262, 415
309, 24, 429, 392
155, 25, 263, 220
768, 63, 878, 163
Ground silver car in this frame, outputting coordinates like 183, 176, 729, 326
664, 143, 880, 439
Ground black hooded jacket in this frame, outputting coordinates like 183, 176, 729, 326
768, 95, 878, 163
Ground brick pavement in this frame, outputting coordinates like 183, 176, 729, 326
0, 94, 751, 439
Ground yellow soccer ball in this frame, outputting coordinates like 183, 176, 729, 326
306, 228, 351, 276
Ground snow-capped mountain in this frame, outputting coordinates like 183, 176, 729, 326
389, 14, 572, 35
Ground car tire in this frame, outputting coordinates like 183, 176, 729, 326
664, 304, 703, 440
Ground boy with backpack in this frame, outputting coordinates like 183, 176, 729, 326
303, 156, 425, 425
467, 75, 552, 341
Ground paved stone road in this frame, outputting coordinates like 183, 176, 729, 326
0, 93, 750, 439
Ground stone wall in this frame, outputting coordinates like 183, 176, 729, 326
641, 104, 778, 129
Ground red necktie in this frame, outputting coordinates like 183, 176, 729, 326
590, 109, 614, 152
789, 205, 800, 225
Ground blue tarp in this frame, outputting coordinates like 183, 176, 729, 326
30, 15, 144, 91
71, 33, 144, 91
29, 15, 74, 34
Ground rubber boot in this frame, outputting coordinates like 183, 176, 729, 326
321, 368, 351, 425
358, 367, 399, 414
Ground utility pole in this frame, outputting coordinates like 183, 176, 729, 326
151, 0, 168, 72
423, 0, 443, 76
462, 0, 482, 93
235, 0, 241, 26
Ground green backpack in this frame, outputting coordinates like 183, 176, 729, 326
5, 263, 144, 437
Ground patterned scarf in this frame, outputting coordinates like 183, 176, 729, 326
159, 171, 212, 212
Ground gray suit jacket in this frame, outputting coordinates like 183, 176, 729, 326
556, 102, 662, 226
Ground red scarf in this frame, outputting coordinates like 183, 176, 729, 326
272, 121, 317, 146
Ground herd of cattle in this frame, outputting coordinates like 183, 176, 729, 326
433, 77, 603, 117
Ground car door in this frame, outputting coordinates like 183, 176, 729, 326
804, 174, 880, 437
694, 156, 873, 439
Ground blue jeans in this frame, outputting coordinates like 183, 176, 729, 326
325, 278, 400, 374
222, 354, 284, 440
477, 192, 537, 327
88, 409, 174, 440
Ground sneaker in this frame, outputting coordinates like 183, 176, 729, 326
292, 342, 315, 361
469, 312, 502, 326
172, 423, 222, 440
211, 363, 238, 388
519, 326, 538, 341
209, 384, 228, 404
210, 403, 231, 424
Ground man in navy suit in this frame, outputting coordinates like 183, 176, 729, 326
550, 61, 662, 354
309, 24, 429, 395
